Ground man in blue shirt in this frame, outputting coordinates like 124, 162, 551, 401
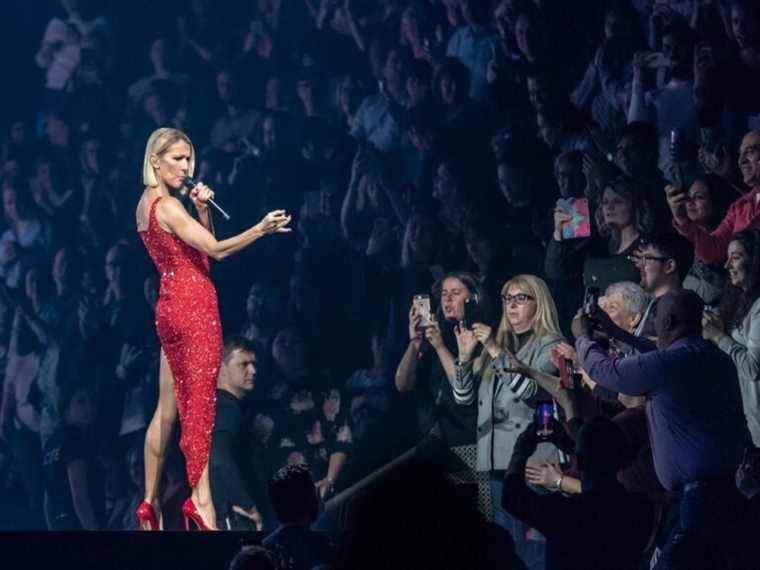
572, 289, 751, 540
446, 0, 499, 103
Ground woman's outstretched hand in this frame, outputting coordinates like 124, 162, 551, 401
258, 210, 292, 234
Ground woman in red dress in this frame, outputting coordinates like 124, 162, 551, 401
134, 128, 291, 530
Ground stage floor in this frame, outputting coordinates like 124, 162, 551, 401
0, 531, 260, 568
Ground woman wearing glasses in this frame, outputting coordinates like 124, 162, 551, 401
453, 274, 563, 570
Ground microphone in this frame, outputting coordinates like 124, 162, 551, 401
183, 177, 231, 220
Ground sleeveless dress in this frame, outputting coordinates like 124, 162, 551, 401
138, 196, 222, 487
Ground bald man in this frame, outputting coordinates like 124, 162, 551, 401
573, 289, 751, 540
667, 130, 760, 263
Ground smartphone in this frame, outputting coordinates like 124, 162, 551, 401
413, 294, 433, 328
535, 401, 555, 443
584, 286, 600, 315
559, 358, 574, 390
556, 198, 591, 240
463, 298, 479, 330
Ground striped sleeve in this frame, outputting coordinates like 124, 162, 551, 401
453, 360, 476, 405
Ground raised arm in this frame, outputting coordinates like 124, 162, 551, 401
156, 197, 290, 261
395, 304, 424, 392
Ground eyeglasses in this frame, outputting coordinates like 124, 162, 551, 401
630, 255, 672, 265
501, 293, 535, 305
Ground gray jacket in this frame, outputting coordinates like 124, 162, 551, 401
718, 297, 760, 446
454, 333, 564, 472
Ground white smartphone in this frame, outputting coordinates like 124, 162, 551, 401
413, 294, 433, 328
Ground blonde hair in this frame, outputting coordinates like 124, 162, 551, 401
495, 274, 562, 353
142, 128, 195, 188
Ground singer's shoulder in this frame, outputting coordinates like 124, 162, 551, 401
154, 195, 187, 221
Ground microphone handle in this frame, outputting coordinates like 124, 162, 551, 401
207, 198, 231, 220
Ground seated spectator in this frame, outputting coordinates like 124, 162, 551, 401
209, 68, 261, 153
0, 185, 52, 288
526, 68, 595, 154
240, 281, 282, 358
0, 268, 47, 527
351, 43, 407, 153
454, 274, 563, 569
340, 149, 401, 249
496, 137, 555, 247
27, 156, 74, 226
547, 176, 653, 316
433, 57, 491, 165
127, 37, 189, 110
679, 175, 732, 305
702, 229, 760, 446
400, 1, 437, 61
593, 121, 670, 223
258, 327, 352, 500
669, 130, 760, 264
431, 157, 480, 250
105, 445, 143, 530
263, 464, 335, 570
463, 224, 535, 304
334, 74, 366, 132
503, 417, 653, 570
42, 381, 104, 530
445, 0, 499, 103
405, 58, 433, 110
598, 280, 651, 355
629, 21, 700, 179
211, 337, 268, 531
633, 232, 694, 339
572, 1, 643, 139
553, 150, 586, 200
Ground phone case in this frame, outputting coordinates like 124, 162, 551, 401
558, 198, 591, 239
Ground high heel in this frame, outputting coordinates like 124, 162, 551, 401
136, 501, 159, 531
182, 498, 213, 531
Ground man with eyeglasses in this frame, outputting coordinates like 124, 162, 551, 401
669, 130, 760, 263
632, 233, 693, 339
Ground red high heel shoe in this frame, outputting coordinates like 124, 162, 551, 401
136, 501, 159, 531
182, 498, 213, 531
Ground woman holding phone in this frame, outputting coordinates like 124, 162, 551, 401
453, 274, 563, 570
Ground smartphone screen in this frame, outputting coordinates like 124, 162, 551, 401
535, 402, 555, 442
413, 294, 432, 328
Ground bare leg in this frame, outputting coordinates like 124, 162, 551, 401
191, 462, 217, 530
143, 350, 178, 525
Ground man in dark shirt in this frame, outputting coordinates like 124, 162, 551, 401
574, 289, 751, 539
210, 337, 268, 530
633, 233, 693, 339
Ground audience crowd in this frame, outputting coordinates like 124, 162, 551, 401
3, 0, 760, 568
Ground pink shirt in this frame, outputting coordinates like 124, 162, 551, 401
674, 188, 760, 264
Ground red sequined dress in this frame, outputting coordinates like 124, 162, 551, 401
138, 196, 222, 487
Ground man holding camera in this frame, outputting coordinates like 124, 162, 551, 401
573, 289, 751, 542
